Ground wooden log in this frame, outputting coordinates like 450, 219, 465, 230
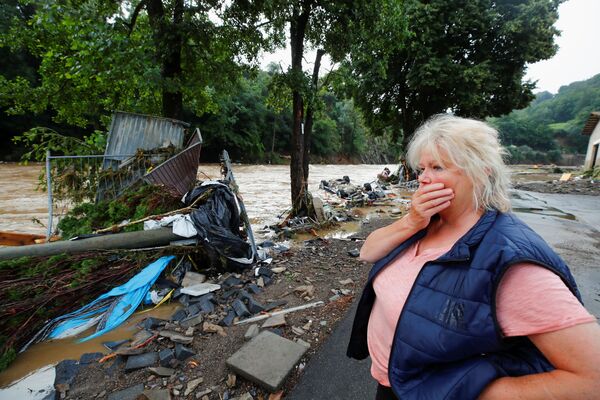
0, 231, 47, 246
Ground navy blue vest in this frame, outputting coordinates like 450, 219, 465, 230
347, 210, 582, 399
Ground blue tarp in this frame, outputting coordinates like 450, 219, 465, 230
45, 255, 175, 342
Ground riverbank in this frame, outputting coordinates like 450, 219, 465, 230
513, 178, 600, 196
0, 214, 396, 400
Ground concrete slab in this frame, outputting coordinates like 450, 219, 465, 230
226, 331, 308, 392
181, 283, 221, 297
182, 271, 207, 287
261, 314, 286, 328
143, 388, 172, 400
107, 383, 144, 400
158, 330, 193, 344
124, 352, 158, 371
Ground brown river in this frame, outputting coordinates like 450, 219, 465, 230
0, 162, 391, 235
0, 162, 395, 398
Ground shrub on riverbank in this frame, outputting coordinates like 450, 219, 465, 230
57, 184, 182, 239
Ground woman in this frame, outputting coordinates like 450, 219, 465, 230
347, 114, 600, 400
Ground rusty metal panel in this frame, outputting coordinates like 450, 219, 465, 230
103, 112, 190, 170
143, 129, 203, 196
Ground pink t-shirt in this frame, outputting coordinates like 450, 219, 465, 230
367, 241, 596, 386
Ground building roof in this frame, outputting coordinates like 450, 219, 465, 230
582, 112, 600, 135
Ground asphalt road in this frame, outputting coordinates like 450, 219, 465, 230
287, 190, 600, 400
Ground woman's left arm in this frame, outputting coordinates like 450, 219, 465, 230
479, 322, 600, 399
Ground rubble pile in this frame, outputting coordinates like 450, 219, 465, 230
46, 231, 377, 400
513, 177, 600, 196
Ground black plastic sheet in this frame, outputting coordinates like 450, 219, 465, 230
184, 182, 254, 270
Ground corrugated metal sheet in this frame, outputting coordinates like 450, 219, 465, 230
143, 129, 203, 196
103, 112, 190, 170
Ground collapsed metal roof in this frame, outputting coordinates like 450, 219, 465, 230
582, 112, 600, 136
103, 111, 190, 170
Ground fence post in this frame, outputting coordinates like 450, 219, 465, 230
46, 150, 53, 241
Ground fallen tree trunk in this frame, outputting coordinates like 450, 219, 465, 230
0, 228, 181, 261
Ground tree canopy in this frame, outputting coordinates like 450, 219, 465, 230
341, 0, 563, 148
0, 0, 267, 126
1, 0, 580, 170
489, 72, 600, 162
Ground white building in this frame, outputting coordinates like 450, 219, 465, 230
582, 111, 600, 170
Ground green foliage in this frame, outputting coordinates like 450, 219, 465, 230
11, 127, 108, 202
0, 0, 268, 126
490, 73, 600, 155
0, 348, 16, 372
582, 166, 600, 179
12, 127, 106, 162
505, 145, 561, 165
342, 0, 562, 148
0, 256, 32, 271
199, 70, 369, 162
57, 183, 182, 239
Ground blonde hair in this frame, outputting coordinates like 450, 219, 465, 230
406, 114, 511, 212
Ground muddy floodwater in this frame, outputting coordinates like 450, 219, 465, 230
0, 162, 394, 394
0, 162, 565, 393
0, 163, 391, 236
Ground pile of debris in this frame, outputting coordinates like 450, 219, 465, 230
46, 242, 340, 400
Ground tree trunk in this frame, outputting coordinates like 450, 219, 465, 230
303, 49, 324, 183
289, 3, 311, 217
146, 0, 184, 120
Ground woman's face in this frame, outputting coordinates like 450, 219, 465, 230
416, 147, 476, 214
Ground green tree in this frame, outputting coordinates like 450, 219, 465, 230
343, 0, 563, 149
257, 0, 368, 216
0, 0, 266, 126
491, 73, 600, 155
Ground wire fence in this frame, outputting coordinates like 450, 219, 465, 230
44, 151, 168, 239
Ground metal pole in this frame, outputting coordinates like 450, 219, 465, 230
221, 150, 258, 262
46, 150, 53, 241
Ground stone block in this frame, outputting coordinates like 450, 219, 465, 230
255, 267, 273, 278
124, 352, 158, 371
244, 324, 260, 341
159, 348, 175, 367
170, 309, 187, 322
79, 352, 103, 364
226, 331, 308, 392
54, 359, 79, 386
181, 283, 221, 297
261, 314, 286, 329
175, 343, 195, 361
148, 367, 175, 377
218, 309, 236, 327
222, 275, 243, 288
143, 388, 172, 400
140, 317, 166, 330
159, 330, 193, 344
103, 339, 129, 352
181, 313, 204, 328
232, 299, 251, 318
263, 300, 287, 312
244, 296, 265, 315
246, 283, 261, 294
107, 383, 144, 400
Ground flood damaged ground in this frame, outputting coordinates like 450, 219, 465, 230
0, 216, 394, 400
0, 162, 598, 400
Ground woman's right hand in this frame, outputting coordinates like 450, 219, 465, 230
405, 183, 454, 230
